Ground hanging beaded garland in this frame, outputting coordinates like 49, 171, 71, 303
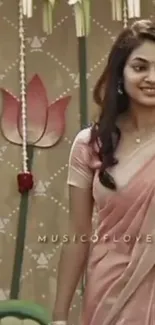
123, 0, 128, 28
68, 0, 90, 37
21, 0, 56, 34
111, 0, 122, 21
17, 0, 33, 194
22, 0, 33, 17
127, 0, 140, 18
19, 0, 28, 173
111, 0, 141, 23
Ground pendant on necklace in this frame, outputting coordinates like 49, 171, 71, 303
136, 137, 141, 144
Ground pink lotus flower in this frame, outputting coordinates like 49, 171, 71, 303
0, 74, 71, 147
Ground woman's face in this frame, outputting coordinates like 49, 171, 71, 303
123, 40, 155, 108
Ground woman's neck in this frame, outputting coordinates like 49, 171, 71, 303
118, 105, 155, 132
129, 104, 155, 131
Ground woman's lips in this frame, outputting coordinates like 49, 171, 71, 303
141, 87, 155, 95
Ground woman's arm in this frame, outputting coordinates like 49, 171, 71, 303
53, 184, 94, 321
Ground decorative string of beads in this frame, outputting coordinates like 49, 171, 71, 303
22, 0, 33, 18
123, 0, 128, 28
17, 0, 33, 193
19, 0, 28, 173
124, 1, 128, 27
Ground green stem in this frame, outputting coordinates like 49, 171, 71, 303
10, 145, 34, 299
78, 36, 88, 128
78, 36, 88, 296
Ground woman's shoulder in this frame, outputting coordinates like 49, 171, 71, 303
73, 127, 92, 145
69, 126, 101, 170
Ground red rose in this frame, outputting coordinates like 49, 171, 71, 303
17, 172, 34, 193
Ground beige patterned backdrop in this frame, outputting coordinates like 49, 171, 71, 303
0, 0, 154, 324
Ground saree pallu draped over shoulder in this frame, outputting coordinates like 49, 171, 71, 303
81, 141, 155, 325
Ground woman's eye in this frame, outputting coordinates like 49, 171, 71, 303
133, 65, 146, 72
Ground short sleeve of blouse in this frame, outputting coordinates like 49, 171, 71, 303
67, 128, 94, 188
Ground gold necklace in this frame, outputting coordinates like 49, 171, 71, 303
135, 127, 155, 144
135, 137, 141, 144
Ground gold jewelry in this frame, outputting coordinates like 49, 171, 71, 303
135, 127, 155, 144
135, 137, 141, 144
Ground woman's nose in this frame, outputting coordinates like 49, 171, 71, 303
145, 67, 155, 83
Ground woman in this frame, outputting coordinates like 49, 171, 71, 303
53, 19, 155, 325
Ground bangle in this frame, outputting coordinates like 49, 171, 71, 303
52, 320, 67, 325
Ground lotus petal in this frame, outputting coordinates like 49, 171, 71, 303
36, 96, 71, 147
0, 90, 21, 144
18, 75, 48, 144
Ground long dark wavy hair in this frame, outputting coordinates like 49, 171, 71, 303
90, 19, 155, 190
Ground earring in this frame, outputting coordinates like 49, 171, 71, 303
117, 81, 123, 95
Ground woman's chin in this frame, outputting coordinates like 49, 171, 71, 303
137, 97, 155, 108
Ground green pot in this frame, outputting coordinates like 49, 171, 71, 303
0, 300, 51, 325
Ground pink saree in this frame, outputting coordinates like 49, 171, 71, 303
67, 128, 155, 325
